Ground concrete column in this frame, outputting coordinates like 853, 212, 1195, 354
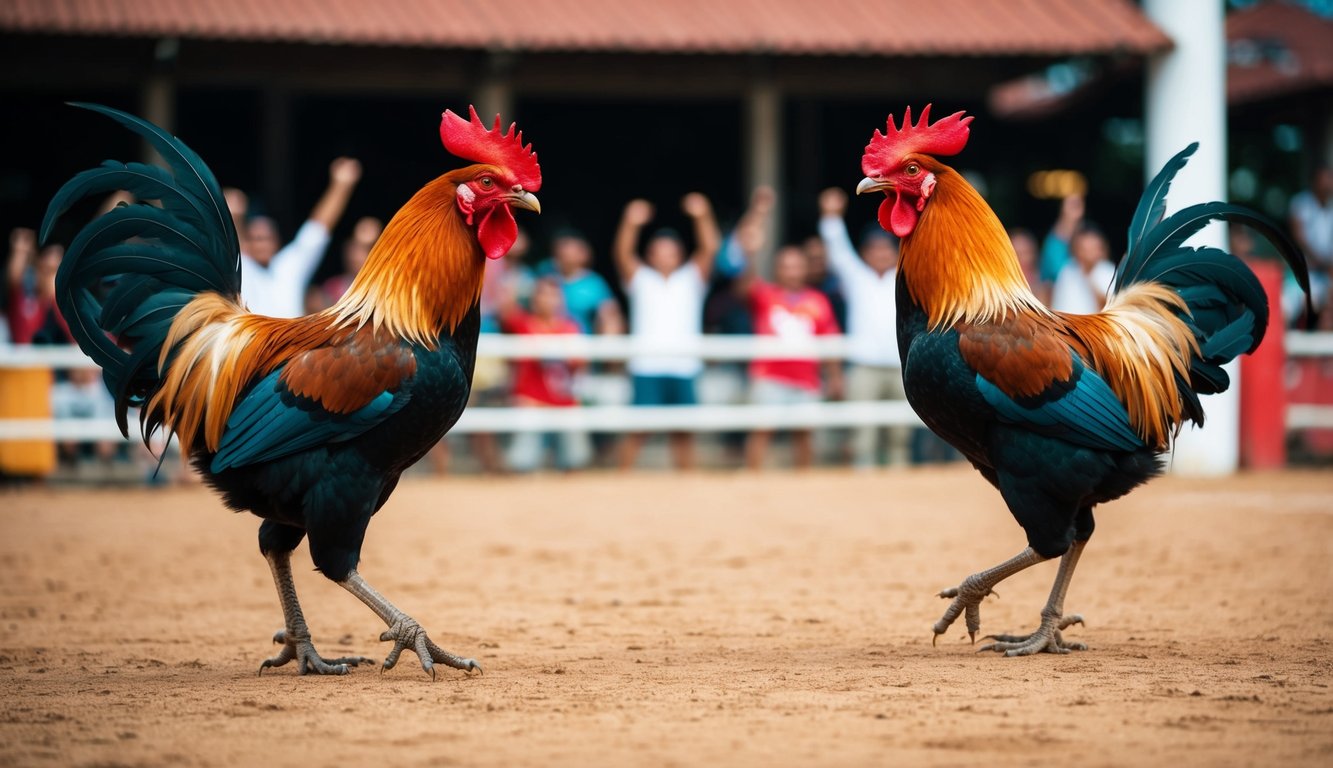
1144, 0, 1236, 475
744, 74, 783, 271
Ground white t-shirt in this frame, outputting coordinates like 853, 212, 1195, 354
239, 220, 331, 318
819, 216, 900, 367
625, 264, 706, 377
1290, 190, 1333, 266
1051, 260, 1116, 315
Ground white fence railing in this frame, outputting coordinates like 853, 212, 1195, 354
2, 332, 1331, 441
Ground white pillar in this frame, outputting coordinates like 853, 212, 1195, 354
1144, 0, 1236, 475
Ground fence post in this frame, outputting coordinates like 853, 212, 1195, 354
0, 364, 57, 476
1239, 258, 1286, 469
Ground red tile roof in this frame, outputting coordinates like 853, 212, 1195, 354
0, 0, 1170, 56
1228, 0, 1333, 104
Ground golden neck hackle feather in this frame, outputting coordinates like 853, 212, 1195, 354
332, 169, 485, 346
899, 168, 1049, 330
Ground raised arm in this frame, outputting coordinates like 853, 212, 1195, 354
817, 187, 864, 280
308, 157, 362, 233
7, 227, 36, 292
613, 198, 653, 284
729, 202, 767, 297
223, 187, 249, 241
682, 192, 722, 279
719, 185, 775, 278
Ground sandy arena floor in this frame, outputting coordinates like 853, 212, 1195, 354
1, 467, 1331, 767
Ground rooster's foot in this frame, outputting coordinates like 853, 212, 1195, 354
379, 619, 482, 679
259, 630, 373, 675
979, 613, 1087, 656
932, 575, 999, 645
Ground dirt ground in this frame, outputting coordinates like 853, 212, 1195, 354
1, 467, 1331, 767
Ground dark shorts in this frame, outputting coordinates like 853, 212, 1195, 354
631, 375, 698, 406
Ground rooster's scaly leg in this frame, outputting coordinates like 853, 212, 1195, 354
933, 547, 1047, 644
259, 551, 373, 675
980, 540, 1088, 656
339, 570, 482, 678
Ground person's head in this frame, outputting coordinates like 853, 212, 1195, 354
351, 216, 382, 246
1228, 222, 1256, 259
646, 228, 686, 274
1071, 224, 1110, 272
68, 366, 100, 387
1009, 227, 1038, 271
531, 276, 565, 319
774, 245, 810, 290
1313, 167, 1333, 201
552, 230, 592, 276
859, 226, 899, 275
223, 187, 248, 231
342, 238, 371, 276
245, 216, 280, 267
802, 236, 828, 283
508, 226, 531, 261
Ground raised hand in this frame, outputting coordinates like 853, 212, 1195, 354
819, 187, 847, 218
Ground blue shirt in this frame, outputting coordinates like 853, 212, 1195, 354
536, 261, 614, 333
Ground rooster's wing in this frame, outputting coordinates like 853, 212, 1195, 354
210, 333, 417, 472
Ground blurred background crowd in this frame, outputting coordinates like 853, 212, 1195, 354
1, 0, 1331, 481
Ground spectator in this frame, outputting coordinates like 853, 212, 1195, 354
1289, 166, 1333, 329
536, 229, 627, 465
537, 230, 622, 334
479, 226, 534, 333
818, 188, 910, 469
224, 187, 249, 242
803, 234, 847, 331
234, 157, 362, 318
1039, 194, 1085, 285
613, 194, 721, 471
306, 216, 383, 312
1050, 224, 1115, 314
51, 366, 118, 469
737, 245, 842, 470
6, 227, 71, 345
706, 186, 776, 336
1009, 227, 1051, 306
501, 277, 590, 472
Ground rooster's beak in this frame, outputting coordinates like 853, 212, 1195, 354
856, 177, 892, 195
508, 191, 541, 214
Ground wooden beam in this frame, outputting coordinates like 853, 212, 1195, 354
744, 71, 783, 268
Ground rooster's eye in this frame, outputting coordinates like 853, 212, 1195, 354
479, 177, 494, 188
905, 164, 920, 176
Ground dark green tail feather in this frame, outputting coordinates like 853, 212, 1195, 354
43, 104, 241, 440
1113, 145, 1313, 420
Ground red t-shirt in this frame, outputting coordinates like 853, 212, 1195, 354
7, 284, 71, 345
500, 311, 582, 406
748, 281, 839, 390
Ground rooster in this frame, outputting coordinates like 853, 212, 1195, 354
855, 106, 1311, 655
44, 104, 541, 676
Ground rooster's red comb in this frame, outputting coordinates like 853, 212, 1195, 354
862, 105, 973, 176
440, 105, 542, 192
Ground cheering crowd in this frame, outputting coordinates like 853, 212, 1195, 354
5, 157, 1331, 478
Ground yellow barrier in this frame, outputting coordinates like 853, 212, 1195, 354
0, 367, 56, 476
